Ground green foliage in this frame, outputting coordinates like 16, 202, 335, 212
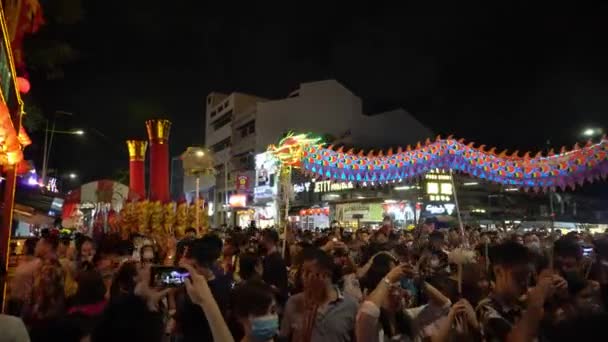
22, 96, 45, 132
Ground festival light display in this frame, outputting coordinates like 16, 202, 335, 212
268, 132, 608, 192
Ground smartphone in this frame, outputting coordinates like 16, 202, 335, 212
150, 266, 190, 288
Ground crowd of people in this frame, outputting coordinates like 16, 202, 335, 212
1, 218, 608, 341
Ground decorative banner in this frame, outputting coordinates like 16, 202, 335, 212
236, 174, 249, 192
267, 132, 608, 192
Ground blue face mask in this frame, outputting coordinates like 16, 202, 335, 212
251, 314, 279, 341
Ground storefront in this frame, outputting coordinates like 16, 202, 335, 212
292, 206, 330, 230
335, 202, 384, 229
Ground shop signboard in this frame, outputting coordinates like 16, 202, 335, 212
236, 174, 249, 192
229, 194, 247, 208
292, 180, 354, 194
336, 202, 383, 222
423, 203, 456, 216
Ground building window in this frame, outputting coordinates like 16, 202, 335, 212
211, 137, 231, 153
238, 153, 255, 169
238, 120, 255, 138
211, 110, 232, 131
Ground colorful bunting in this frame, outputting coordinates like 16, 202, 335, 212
267, 132, 608, 192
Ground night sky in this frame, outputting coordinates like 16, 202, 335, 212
24, 1, 608, 186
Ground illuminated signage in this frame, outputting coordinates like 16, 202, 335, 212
425, 203, 456, 215
425, 174, 451, 180
254, 186, 275, 200
293, 180, 354, 194
429, 195, 451, 202
229, 194, 247, 208
236, 174, 249, 192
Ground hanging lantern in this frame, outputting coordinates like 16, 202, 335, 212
306, 209, 313, 215
18, 126, 31, 147
323, 207, 330, 215
299, 209, 306, 216
17, 77, 30, 94
314, 208, 322, 215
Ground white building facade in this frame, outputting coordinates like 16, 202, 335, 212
193, 80, 433, 227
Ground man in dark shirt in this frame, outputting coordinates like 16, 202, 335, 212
176, 235, 231, 342
261, 229, 289, 307
476, 241, 560, 342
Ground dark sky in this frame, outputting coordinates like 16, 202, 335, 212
25, 1, 608, 185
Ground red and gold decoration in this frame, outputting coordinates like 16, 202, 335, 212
3, 0, 45, 74
126, 140, 147, 198
163, 202, 176, 234
175, 199, 188, 237
136, 200, 151, 234
146, 119, 171, 202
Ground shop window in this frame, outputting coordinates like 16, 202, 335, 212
211, 137, 231, 152
238, 120, 255, 138
212, 110, 233, 131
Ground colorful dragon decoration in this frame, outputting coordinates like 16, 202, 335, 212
267, 132, 608, 192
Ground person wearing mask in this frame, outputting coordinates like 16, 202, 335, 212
174, 236, 232, 341
476, 242, 565, 342
420, 231, 449, 278
233, 280, 279, 342
280, 248, 359, 342
260, 229, 289, 308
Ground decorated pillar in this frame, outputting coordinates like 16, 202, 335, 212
126, 140, 148, 198
145, 119, 171, 202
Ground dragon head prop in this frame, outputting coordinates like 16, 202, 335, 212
267, 132, 323, 169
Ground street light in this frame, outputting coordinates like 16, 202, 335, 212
582, 127, 603, 138
68, 173, 77, 179
42, 125, 85, 185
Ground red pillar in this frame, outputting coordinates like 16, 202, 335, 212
145, 119, 171, 202
126, 140, 147, 198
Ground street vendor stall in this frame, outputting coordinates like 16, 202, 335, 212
62, 180, 141, 235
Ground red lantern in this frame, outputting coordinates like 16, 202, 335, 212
314, 208, 321, 215
17, 77, 30, 94
323, 207, 330, 215
306, 209, 313, 215
299, 209, 306, 216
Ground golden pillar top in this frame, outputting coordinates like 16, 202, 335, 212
126, 140, 148, 161
145, 119, 172, 144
